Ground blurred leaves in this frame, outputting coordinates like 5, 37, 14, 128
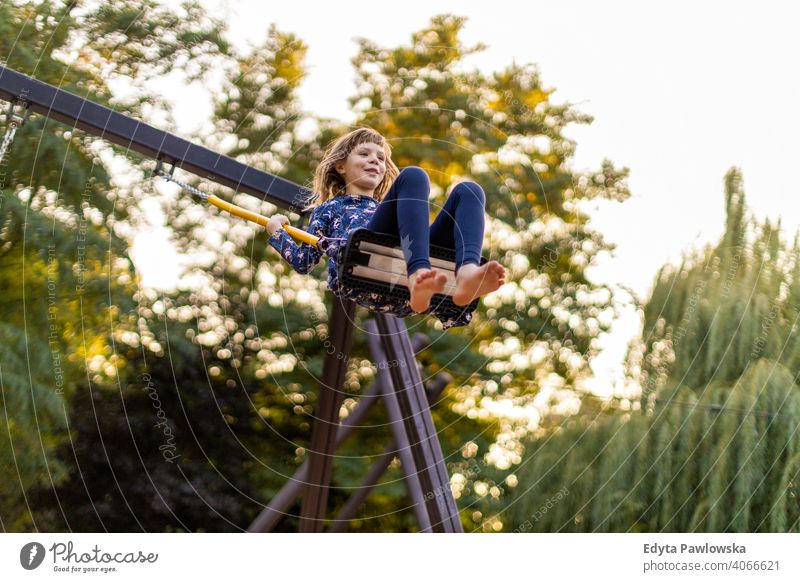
2, 7, 631, 532
509, 169, 800, 532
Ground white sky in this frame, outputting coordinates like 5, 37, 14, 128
134, 0, 800, 392
160, 0, 800, 296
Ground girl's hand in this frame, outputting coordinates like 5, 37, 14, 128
266, 214, 289, 236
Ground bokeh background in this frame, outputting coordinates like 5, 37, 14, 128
2, 0, 799, 532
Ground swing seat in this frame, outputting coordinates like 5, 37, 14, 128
337, 228, 485, 314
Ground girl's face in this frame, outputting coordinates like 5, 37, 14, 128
335, 141, 387, 196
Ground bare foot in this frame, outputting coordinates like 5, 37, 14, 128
452, 261, 506, 306
408, 268, 447, 312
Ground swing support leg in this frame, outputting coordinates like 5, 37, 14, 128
298, 296, 357, 532
326, 372, 450, 532
295, 309, 462, 533
372, 314, 463, 532
249, 336, 433, 532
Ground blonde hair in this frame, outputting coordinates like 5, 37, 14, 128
308, 127, 399, 210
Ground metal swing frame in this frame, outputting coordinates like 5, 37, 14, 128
0, 65, 463, 532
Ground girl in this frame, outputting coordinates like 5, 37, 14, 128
266, 127, 506, 329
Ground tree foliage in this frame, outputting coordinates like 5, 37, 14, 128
3, 8, 630, 532
508, 169, 800, 532
0, 0, 228, 530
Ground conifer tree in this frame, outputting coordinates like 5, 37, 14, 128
508, 168, 800, 532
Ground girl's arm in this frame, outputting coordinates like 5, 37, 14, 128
267, 204, 329, 274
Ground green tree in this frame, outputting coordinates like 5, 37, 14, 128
0, 0, 228, 531
508, 168, 800, 532
345, 13, 629, 529
190, 13, 629, 530
10, 10, 631, 532
27, 19, 331, 533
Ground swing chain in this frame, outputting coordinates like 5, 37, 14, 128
0, 101, 28, 166
154, 161, 208, 200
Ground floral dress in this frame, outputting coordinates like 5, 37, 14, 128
267, 193, 474, 329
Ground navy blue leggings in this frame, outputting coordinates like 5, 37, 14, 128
366, 166, 486, 276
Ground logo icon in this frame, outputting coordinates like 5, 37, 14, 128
20, 542, 46, 570
392, 233, 415, 293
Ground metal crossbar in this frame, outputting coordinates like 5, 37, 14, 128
0, 65, 312, 212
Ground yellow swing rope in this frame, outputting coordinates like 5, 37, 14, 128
206, 194, 320, 246
156, 166, 321, 247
